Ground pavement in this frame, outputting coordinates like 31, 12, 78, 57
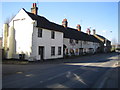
103, 67, 119, 88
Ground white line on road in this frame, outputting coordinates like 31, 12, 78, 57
45, 60, 118, 85
43, 63, 92, 82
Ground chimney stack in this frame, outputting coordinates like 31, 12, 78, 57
93, 29, 96, 35
31, 3, 38, 15
76, 24, 81, 31
62, 18, 68, 28
86, 28, 91, 35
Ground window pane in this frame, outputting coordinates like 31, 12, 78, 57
51, 31, 55, 39
76, 40, 78, 44
51, 47, 55, 56
58, 47, 61, 55
69, 39, 73, 44
38, 29, 42, 37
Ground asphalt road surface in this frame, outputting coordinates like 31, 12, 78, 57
2, 53, 119, 88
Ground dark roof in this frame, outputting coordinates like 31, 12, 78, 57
23, 8, 100, 43
24, 9, 63, 32
96, 34, 111, 43
89, 35, 102, 43
96, 34, 106, 40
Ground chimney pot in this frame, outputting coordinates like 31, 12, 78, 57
76, 24, 81, 31
87, 28, 91, 35
93, 29, 96, 35
34, 3, 36, 7
62, 18, 68, 28
32, 3, 34, 7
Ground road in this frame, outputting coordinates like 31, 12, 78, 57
2, 53, 119, 88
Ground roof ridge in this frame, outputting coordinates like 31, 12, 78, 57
24, 9, 100, 42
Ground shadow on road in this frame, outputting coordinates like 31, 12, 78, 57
2, 64, 119, 88
2, 52, 119, 88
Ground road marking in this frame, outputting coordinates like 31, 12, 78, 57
45, 63, 92, 82
16, 72, 23, 74
97, 77, 108, 89
43, 61, 117, 83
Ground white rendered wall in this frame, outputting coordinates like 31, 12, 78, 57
63, 38, 82, 55
63, 38, 82, 49
63, 38, 100, 55
32, 27, 63, 60
8, 9, 34, 59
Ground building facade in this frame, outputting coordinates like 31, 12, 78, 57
2, 3, 110, 61
3, 5, 63, 61
93, 33, 111, 53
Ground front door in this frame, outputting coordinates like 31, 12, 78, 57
38, 46, 44, 60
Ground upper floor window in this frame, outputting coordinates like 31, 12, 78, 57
38, 29, 42, 37
69, 39, 73, 44
75, 40, 78, 44
83, 41, 87, 44
51, 31, 55, 39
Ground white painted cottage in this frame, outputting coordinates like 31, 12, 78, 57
3, 3, 102, 61
3, 3, 63, 61
62, 20, 101, 56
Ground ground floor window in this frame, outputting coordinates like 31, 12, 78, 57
51, 46, 55, 56
66, 48, 69, 54
58, 47, 61, 55
89, 48, 93, 53
76, 49, 79, 53
70, 49, 74, 55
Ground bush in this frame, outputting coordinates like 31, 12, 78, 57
116, 48, 120, 50
2, 59, 29, 64
111, 48, 116, 52
64, 54, 70, 58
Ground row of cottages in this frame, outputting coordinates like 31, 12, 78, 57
2, 3, 109, 61
93, 34, 111, 53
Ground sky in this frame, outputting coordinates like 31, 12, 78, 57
0, 1, 119, 44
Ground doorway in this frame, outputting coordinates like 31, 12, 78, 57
38, 46, 44, 60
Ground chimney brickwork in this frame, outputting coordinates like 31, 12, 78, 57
62, 18, 68, 28
93, 29, 96, 35
31, 3, 38, 15
87, 28, 91, 35
76, 24, 81, 31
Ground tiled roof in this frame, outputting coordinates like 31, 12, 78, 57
23, 8, 101, 43
96, 34, 111, 43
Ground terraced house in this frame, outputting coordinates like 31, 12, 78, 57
2, 3, 110, 61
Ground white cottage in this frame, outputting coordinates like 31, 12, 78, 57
3, 3, 63, 61
3, 3, 102, 61
61, 19, 100, 56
